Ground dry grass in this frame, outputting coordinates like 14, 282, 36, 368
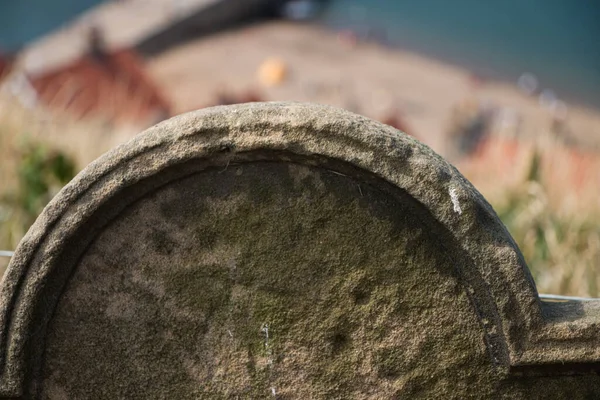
0, 95, 598, 297
484, 179, 600, 297
459, 138, 600, 297
0, 94, 137, 251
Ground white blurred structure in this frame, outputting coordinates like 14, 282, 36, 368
517, 72, 538, 95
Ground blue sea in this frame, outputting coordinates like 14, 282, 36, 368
1, 0, 599, 109
0, 0, 100, 51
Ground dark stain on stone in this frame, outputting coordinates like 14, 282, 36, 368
329, 332, 350, 356
193, 227, 217, 250
350, 287, 370, 305
148, 228, 177, 255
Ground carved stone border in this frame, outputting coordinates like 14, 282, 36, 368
0, 102, 598, 396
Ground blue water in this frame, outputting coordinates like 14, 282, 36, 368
1, 0, 599, 108
317, 0, 600, 109
0, 0, 101, 51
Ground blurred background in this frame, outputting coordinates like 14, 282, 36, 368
0, 0, 599, 296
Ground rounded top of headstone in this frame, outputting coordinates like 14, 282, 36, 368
0, 102, 598, 397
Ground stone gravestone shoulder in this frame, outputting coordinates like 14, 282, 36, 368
0, 102, 598, 399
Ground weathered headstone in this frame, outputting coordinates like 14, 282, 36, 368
0, 102, 598, 399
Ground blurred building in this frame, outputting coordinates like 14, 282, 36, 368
0, 53, 15, 78
29, 31, 171, 126
11, 0, 292, 126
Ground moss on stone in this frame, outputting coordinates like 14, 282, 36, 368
2, 103, 598, 399
31, 161, 546, 398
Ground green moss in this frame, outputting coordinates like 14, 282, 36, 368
41, 161, 600, 398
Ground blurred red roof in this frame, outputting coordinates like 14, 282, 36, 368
0, 53, 15, 78
30, 48, 170, 126
469, 135, 600, 194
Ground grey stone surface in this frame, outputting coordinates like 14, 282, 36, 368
0, 102, 598, 398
